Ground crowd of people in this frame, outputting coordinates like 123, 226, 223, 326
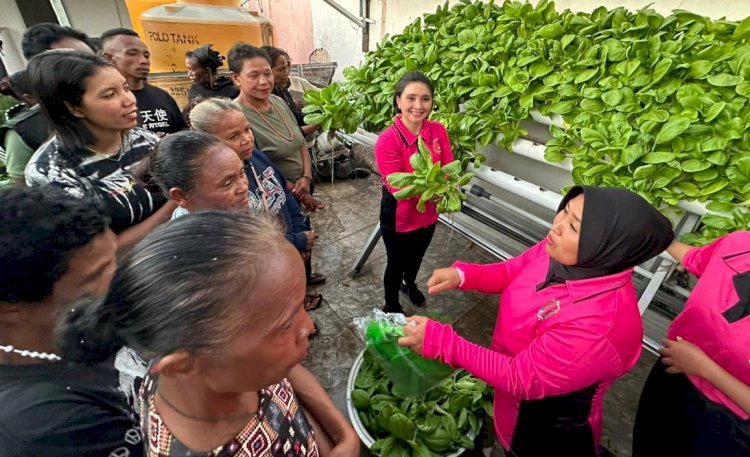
0, 20, 748, 457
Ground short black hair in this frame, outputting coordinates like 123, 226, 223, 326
0, 186, 109, 303
28, 50, 115, 154
227, 43, 271, 74
261, 46, 290, 67
8, 70, 33, 98
21, 23, 94, 59
100, 27, 140, 49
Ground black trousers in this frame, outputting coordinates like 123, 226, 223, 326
381, 223, 436, 306
633, 359, 750, 457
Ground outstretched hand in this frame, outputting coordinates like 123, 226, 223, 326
426, 267, 461, 295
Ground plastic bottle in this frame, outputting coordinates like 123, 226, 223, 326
365, 320, 454, 397
139, 0, 274, 73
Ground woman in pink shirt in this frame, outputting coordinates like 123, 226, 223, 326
633, 231, 750, 456
399, 186, 674, 457
375, 71, 453, 314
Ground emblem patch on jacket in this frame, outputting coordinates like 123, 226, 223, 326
537, 299, 561, 320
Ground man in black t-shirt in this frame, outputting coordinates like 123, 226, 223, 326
101, 28, 186, 135
0, 187, 143, 457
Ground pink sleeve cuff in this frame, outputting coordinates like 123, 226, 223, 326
422, 319, 448, 360
455, 266, 466, 288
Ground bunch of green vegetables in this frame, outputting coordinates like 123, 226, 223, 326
386, 137, 475, 214
301, 82, 363, 133
303, 0, 750, 244
352, 350, 493, 457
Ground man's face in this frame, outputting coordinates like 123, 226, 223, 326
51, 229, 118, 306
103, 35, 151, 81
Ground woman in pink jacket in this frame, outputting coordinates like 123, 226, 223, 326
633, 231, 750, 456
375, 71, 453, 314
399, 186, 674, 457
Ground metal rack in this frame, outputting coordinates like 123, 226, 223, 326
343, 119, 702, 355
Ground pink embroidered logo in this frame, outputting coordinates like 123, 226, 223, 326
537, 299, 561, 320
431, 138, 442, 156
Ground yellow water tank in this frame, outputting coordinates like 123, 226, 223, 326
124, 0, 173, 41
140, 0, 274, 73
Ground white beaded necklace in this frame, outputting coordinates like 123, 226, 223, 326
0, 344, 61, 361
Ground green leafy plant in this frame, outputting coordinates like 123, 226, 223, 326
301, 82, 363, 133
306, 0, 750, 244
386, 137, 474, 213
353, 350, 493, 457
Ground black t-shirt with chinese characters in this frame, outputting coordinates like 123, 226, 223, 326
132, 84, 187, 135
0, 361, 144, 457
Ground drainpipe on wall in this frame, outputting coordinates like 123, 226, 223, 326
320, 0, 372, 52
49, 0, 72, 26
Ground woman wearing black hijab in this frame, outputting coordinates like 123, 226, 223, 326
399, 186, 674, 457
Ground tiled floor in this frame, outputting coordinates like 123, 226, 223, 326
303, 175, 657, 457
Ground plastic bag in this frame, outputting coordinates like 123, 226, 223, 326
354, 309, 454, 397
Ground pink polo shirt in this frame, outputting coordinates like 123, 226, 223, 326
668, 231, 750, 419
374, 115, 454, 233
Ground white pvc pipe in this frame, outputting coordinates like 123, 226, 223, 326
530, 110, 566, 128
469, 164, 676, 263
469, 164, 562, 212
520, 115, 717, 217
508, 137, 573, 171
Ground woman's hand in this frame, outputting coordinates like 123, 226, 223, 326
398, 315, 429, 355
328, 429, 361, 457
426, 268, 461, 294
304, 230, 318, 250
660, 337, 711, 377
290, 177, 312, 199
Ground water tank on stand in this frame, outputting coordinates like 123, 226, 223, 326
123, 0, 173, 42
139, 0, 274, 73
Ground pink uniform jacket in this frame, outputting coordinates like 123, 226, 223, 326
668, 231, 750, 419
374, 115, 454, 233
422, 242, 643, 449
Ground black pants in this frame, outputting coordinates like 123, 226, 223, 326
381, 223, 436, 306
633, 360, 750, 457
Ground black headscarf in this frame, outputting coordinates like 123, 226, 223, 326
539, 186, 674, 289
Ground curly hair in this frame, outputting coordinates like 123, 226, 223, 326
185, 44, 225, 73
21, 23, 95, 59
227, 43, 271, 74
0, 186, 110, 303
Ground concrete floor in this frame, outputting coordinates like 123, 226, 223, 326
303, 174, 658, 457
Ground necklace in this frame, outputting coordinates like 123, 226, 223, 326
156, 388, 256, 423
0, 344, 61, 361
246, 101, 295, 142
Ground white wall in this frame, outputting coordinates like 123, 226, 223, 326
61, 0, 132, 36
0, 0, 31, 73
310, 0, 365, 81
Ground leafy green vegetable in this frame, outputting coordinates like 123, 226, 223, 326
354, 351, 493, 456
387, 137, 473, 214
311, 0, 750, 244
